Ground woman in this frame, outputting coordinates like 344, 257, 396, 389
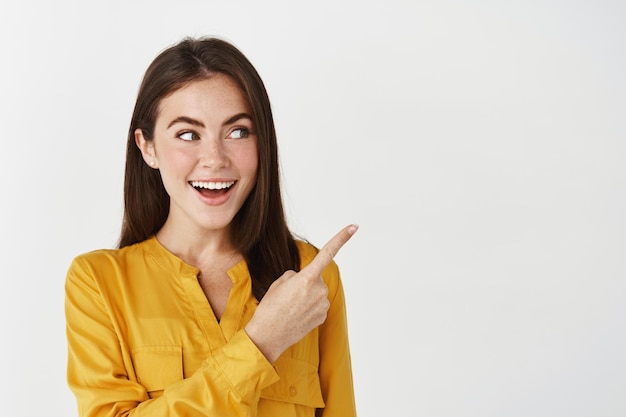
65, 37, 358, 417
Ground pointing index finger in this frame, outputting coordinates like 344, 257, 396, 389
302, 224, 359, 276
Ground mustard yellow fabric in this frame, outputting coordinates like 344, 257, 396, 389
65, 237, 356, 417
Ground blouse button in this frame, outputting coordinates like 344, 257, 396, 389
289, 386, 297, 397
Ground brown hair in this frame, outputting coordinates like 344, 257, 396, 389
119, 36, 300, 299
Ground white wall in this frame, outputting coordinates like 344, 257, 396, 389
1, 1, 625, 416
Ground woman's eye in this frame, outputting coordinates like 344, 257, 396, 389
179, 131, 199, 141
229, 128, 250, 139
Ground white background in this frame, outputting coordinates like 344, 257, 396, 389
1, 1, 625, 416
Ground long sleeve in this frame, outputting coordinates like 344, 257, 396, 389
65, 255, 279, 417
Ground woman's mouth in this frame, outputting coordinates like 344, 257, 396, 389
190, 180, 236, 197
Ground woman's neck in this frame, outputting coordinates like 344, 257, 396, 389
156, 218, 238, 267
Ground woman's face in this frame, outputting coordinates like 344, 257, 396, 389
136, 74, 258, 235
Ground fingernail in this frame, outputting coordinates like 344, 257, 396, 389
347, 224, 359, 235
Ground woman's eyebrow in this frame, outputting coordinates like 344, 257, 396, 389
223, 113, 253, 126
167, 116, 205, 129
167, 113, 252, 129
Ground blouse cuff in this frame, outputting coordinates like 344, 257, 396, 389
209, 329, 280, 402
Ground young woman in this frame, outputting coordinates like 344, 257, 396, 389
65, 37, 358, 417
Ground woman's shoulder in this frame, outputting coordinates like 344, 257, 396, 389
67, 239, 154, 278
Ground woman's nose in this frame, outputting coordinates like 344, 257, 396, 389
200, 138, 229, 168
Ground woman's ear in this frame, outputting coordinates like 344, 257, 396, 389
135, 128, 158, 169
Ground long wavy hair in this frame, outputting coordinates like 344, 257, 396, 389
119, 37, 300, 299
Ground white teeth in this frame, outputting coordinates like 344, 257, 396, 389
190, 180, 235, 190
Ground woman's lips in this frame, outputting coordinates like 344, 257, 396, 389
190, 180, 237, 205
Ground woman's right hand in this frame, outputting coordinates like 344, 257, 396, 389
244, 224, 358, 363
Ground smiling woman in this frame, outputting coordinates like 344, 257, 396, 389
64, 37, 358, 417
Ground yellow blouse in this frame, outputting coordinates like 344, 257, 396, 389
65, 236, 356, 417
